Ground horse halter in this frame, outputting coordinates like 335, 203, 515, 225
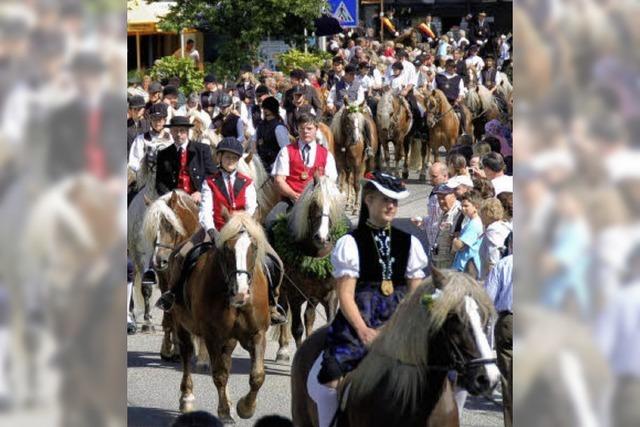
218, 230, 253, 296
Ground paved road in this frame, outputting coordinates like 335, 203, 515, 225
127, 176, 504, 427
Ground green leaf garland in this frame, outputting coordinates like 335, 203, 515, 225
272, 214, 349, 280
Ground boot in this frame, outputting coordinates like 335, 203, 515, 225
264, 252, 287, 325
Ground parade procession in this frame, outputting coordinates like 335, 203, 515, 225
125, 1, 513, 426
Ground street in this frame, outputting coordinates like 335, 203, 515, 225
127, 173, 504, 427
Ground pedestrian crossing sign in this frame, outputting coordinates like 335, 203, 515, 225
329, 0, 358, 28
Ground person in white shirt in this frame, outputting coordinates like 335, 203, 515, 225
481, 152, 512, 195
355, 61, 382, 96
326, 64, 366, 114
455, 30, 470, 50
128, 103, 173, 176
173, 39, 203, 70
498, 35, 510, 69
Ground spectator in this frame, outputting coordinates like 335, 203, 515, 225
446, 174, 474, 199
452, 190, 484, 278
472, 176, 495, 199
447, 152, 469, 177
411, 162, 448, 251
430, 184, 463, 269
482, 152, 513, 195
479, 197, 512, 279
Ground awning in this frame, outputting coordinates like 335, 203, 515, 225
127, 0, 196, 35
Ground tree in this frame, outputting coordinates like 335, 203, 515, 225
153, 0, 329, 79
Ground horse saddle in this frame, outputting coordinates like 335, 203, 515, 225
175, 230, 215, 309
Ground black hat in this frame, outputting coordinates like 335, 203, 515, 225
344, 64, 357, 74
433, 183, 455, 195
362, 171, 409, 200
149, 81, 163, 93
262, 96, 280, 115
217, 137, 244, 157
147, 103, 168, 119
290, 69, 306, 80
218, 93, 233, 108
164, 116, 194, 128
240, 64, 252, 73
204, 74, 216, 83
332, 56, 344, 65
128, 95, 145, 109
163, 85, 179, 97
255, 85, 270, 98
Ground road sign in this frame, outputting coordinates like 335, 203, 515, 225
328, 0, 358, 28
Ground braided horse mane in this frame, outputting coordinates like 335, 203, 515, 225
347, 270, 495, 415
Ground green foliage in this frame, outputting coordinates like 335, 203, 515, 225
149, 56, 204, 96
153, 0, 328, 77
277, 49, 332, 74
272, 214, 349, 280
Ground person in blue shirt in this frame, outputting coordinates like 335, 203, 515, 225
452, 190, 483, 278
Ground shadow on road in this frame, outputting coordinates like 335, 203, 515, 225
127, 405, 179, 427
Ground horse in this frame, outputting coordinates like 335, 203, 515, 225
141, 190, 211, 369
420, 89, 473, 175
128, 138, 172, 332
271, 176, 346, 363
291, 269, 500, 427
463, 85, 503, 142
149, 207, 272, 424
330, 98, 378, 213
376, 89, 413, 178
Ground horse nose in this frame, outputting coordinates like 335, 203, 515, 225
313, 232, 329, 244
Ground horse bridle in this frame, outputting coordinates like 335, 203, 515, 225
426, 104, 455, 128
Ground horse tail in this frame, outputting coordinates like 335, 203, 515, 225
408, 137, 422, 171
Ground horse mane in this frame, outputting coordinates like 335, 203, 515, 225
496, 73, 513, 99
348, 270, 495, 414
431, 89, 451, 110
142, 190, 197, 244
217, 211, 268, 268
288, 176, 344, 241
477, 86, 498, 112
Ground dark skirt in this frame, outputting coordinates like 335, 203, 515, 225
317, 282, 407, 383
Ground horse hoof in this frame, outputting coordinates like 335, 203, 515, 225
275, 351, 290, 364
419, 174, 426, 182
219, 415, 236, 425
237, 396, 256, 419
179, 394, 195, 413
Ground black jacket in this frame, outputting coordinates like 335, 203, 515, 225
155, 141, 216, 196
283, 85, 323, 114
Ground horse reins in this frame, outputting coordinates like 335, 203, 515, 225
427, 104, 455, 128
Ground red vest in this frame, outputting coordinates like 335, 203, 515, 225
206, 172, 252, 230
177, 146, 193, 194
285, 143, 327, 194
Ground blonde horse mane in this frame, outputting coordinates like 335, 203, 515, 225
217, 211, 268, 268
288, 176, 344, 241
349, 270, 495, 413
142, 190, 198, 244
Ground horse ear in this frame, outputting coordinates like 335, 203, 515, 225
431, 268, 448, 289
343, 95, 350, 107
476, 86, 480, 93
169, 190, 178, 205
144, 194, 152, 206
431, 89, 436, 96
244, 151, 253, 165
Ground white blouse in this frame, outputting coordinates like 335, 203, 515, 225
331, 233, 429, 279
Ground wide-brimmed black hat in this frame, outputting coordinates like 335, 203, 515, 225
164, 116, 194, 128
128, 95, 145, 109
149, 81, 163, 94
216, 137, 243, 157
362, 171, 409, 200
147, 103, 168, 119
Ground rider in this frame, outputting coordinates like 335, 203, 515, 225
212, 93, 246, 147
254, 96, 290, 173
310, 171, 429, 427
267, 113, 338, 223
127, 95, 149, 154
326, 64, 365, 114
156, 137, 287, 324
433, 59, 468, 131
284, 68, 323, 116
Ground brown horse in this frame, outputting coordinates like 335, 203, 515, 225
149, 205, 272, 424
291, 269, 500, 427
141, 191, 211, 368
463, 85, 502, 142
420, 89, 473, 175
330, 99, 379, 212
376, 88, 413, 177
394, 28, 420, 48
272, 176, 346, 363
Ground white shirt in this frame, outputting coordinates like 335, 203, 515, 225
491, 174, 513, 195
199, 170, 257, 231
384, 60, 418, 88
595, 282, 640, 377
356, 69, 383, 92
326, 80, 366, 108
479, 220, 513, 279
465, 55, 485, 73
331, 233, 429, 279
128, 129, 173, 172
271, 140, 338, 182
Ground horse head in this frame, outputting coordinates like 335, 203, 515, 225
424, 90, 442, 128
216, 212, 266, 308
342, 100, 368, 147
290, 176, 345, 258
426, 269, 501, 396
144, 190, 198, 271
